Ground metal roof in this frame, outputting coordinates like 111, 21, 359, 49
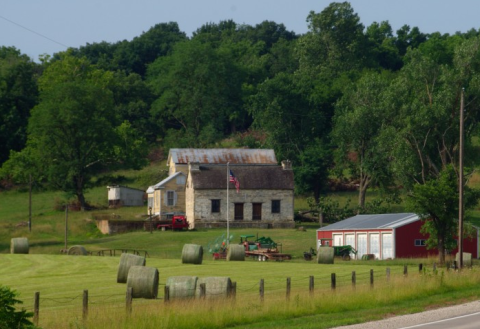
146, 172, 185, 193
168, 149, 277, 165
317, 213, 420, 231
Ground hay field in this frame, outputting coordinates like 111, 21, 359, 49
3, 253, 480, 329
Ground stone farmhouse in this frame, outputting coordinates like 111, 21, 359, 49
146, 148, 295, 229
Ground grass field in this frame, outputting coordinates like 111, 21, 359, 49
2, 169, 480, 328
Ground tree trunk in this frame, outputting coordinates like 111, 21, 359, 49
75, 176, 86, 211
437, 235, 445, 265
358, 185, 367, 210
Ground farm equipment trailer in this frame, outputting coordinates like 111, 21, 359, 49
241, 235, 292, 261
144, 215, 189, 231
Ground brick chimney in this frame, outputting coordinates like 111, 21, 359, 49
281, 160, 292, 170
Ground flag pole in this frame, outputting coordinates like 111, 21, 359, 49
227, 162, 230, 248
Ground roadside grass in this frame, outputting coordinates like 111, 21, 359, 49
3, 253, 479, 329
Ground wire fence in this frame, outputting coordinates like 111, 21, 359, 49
28, 262, 450, 326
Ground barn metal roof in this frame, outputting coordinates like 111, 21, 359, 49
317, 213, 420, 231
168, 149, 277, 165
146, 172, 185, 193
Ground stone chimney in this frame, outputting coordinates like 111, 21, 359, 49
189, 162, 200, 173
281, 160, 292, 170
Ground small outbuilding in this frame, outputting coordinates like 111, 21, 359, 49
107, 185, 145, 207
316, 213, 479, 260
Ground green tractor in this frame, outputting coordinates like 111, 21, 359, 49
332, 245, 357, 260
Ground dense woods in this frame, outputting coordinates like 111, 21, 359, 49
2, 2, 480, 253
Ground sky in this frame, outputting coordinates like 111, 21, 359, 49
2, 0, 480, 61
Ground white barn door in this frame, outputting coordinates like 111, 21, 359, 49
357, 234, 367, 259
369, 234, 380, 259
382, 233, 393, 260
333, 234, 343, 246
345, 234, 355, 259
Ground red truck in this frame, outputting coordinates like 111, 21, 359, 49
156, 215, 189, 231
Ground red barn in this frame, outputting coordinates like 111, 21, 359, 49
316, 213, 478, 260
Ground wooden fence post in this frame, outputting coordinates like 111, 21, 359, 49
259, 279, 264, 302
386, 268, 390, 282
164, 286, 170, 303
370, 269, 374, 288
286, 277, 291, 301
419, 263, 423, 273
403, 265, 408, 277
433, 262, 437, 273
231, 282, 236, 299
199, 283, 206, 299
309, 276, 314, 295
126, 287, 132, 315
33, 292, 40, 326
83, 290, 88, 322
351, 271, 356, 289
331, 273, 336, 290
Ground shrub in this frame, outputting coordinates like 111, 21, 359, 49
0, 285, 36, 328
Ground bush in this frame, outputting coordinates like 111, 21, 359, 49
0, 285, 36, 328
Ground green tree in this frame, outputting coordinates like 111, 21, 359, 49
26, 54, 147, 209
0, 47, 39, 165
148, 39, 245, 147
332, 71, 395, 207
406, 166, 480, 264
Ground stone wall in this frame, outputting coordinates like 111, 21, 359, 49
95, 219, 145, 234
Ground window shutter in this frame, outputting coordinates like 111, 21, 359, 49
174, 191, 177, 206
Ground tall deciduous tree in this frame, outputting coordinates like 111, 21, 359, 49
26, 54, 147, 209
0, 47, 38, 165
332, 71, 395, 207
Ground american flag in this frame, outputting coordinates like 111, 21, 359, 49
229, 170, 240, 193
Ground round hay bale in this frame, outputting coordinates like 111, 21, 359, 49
166, 276, 198, 299
181, 244, 203, 264
126, 266, 159, 299
317, 247, 334, 264
227, 244, 245, 261
10, 237, 29, 254
195, 277, 232, 299
67, 245, 87, 256
117, 253, 146, 283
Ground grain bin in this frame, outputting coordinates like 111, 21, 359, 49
195, 277, 232, 299
227, 244, 245, 261
117, 253, 146, 283
317, 247, 334, 264
126, 266, 159, 299
166, 276, 198, 299
181, 244, 203, 264
10, 237, 29, 254
67, 245, 87, 256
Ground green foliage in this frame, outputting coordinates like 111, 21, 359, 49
0, 286, 35, 329
406, 166, 480, 263
0, 47, 39, 166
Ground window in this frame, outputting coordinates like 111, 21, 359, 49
176, 175, 186, 185
271, 200, 281, 213
166, 191, 175, 206
211, 199, 220, 213
252, 203, 262, 220
415, 239, 426, 246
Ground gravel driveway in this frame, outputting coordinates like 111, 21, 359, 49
331, 300, 480, 329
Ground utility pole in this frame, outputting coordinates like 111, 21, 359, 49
28, 174, 32, 232
458, 88, 465, 269
64, 204, 69, 251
